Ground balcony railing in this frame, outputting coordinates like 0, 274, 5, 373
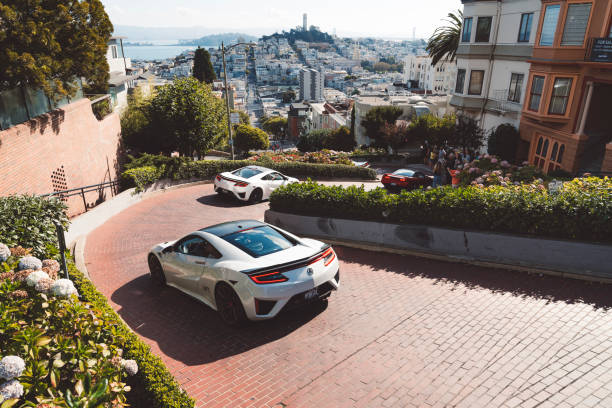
585, 37, 612, 62
487, 90, 522, 114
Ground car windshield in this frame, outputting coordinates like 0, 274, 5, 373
232, 167, 263, 179
392, 170, 415, 177
222, 226, 294, 258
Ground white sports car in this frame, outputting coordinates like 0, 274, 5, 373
148, 220, 340, 325
213, 165, 299, 203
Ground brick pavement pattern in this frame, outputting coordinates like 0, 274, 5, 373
85, 184, 612, 408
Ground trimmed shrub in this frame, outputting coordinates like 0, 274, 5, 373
487, 124, 520, 161
0, 195, 69, 258
234, 124, 269, 154
121, 165, 162, 191
269, 178, 612, 243
297, 129, 331, 152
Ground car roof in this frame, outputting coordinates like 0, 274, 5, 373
239, 165, 272, 172
199, 220, 266, 237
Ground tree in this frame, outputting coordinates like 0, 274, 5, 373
146, 78, 227, 156
281, 89, 296, 103
426, 10, 462, 66
488, 123, 520, 161
0, 0, 113, 98
296, 129, 332, 152
450, 114, 485, 153
120, 86, 153, 152
262, 116, 288, 140
380, 122, 410, 153
192, 47, 216, 84
324, 126, 356, 152
234, 124, 269, 155
232, 110, 250, 126
408, 113, 456, 147
360, 106, 403, 146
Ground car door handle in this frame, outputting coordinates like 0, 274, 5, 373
195, 261, 206, 265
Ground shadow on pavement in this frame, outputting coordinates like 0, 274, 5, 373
111, 275, 324, 366
196, 193, 249, 208
334, 246, 612, 310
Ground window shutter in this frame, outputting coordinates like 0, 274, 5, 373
561, 3, 592, 46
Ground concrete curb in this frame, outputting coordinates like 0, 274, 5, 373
72, 234, 90, 280
264, 210, 612, 284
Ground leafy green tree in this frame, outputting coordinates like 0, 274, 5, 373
147, 78, 227, 156
488, 123, 520, 161
361, 106, 403, 146
121, 86, 153, 152
262, 116, 288, 140
0, 0, 113, 98
324, 126, 356, 152
380, 122, 409, 153
450, 114, 485, 152
297, 129, 332, 152
426, 10, 462, 66
192, 47, 216, 84
408, 113, 456, 147
234, 124, 269, 155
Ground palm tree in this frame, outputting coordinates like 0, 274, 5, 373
426, 10, 463, 66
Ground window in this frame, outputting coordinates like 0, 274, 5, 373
175, 236, 220, 258
232, 167, 263, 179
528, 75, 545, 111
533, 136, 565, 173
222, 226, 295, 258
561, 3, 592, 46
508, 73, 524, 103
462, 17, 473, 42
468, 70, 484, 95
518, 13, 534, 42
455, 69, 466, 93
475, 17, 492, 42
540, 4, 561, 46
549, 78, 573, 115
111, 45, 118, 59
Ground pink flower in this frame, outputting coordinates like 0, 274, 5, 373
469, 167, 479, 174
490, 158, 498, 164
500, 160, 510, 168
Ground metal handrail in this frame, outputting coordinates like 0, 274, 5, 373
40, 179, 119, 212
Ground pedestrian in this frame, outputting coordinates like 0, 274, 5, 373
429, 146, 438, 168
438, 146, 446, 163
432, 161, 442, 188
449, 167, 461, 188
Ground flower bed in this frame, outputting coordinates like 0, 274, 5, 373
249, 150, 354, 166
269, 177, 612, 244
456, 155, 549, 187
0, 245, 194, 408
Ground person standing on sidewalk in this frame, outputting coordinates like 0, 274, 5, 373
433, 161, 442, 188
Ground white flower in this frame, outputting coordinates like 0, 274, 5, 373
18, 256, 42, 271
50, 279, 78, 297
0, 379, 24, 401
0, 243, 10, 262
120, 359, 138, 376
26, 270, 50, 287
0, 356, 25, 380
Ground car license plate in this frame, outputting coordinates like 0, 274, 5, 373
391, 183, 397, 186
304, 288, 318, 300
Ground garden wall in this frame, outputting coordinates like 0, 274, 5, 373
0, 98, 122, 216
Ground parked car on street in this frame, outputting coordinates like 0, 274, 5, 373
381, 169, 432, 192
214, 165, 298, 203
148, 220, 340, 325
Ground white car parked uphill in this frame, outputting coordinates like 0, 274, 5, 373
148, 220, 340, 326
213, 166, 298, 203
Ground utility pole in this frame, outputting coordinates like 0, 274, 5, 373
221, 42, 235, 160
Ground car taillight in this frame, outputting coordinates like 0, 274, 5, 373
249, 271, 288, 284
382, 174, 390, 181
308, 247, 335, 266
234, 181, 249, 187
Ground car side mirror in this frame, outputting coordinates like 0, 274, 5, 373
162, 246, 174, 254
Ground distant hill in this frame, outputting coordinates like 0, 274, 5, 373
262, 27, 334, 44
179, 33, 258, 46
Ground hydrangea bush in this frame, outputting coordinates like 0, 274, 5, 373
457, 154, 546, 187
18, 255, 42, 271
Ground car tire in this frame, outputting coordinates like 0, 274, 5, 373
148, 254, 166, 287
248, 188, 263, 204
215, 283, 247, 327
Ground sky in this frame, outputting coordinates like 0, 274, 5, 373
101, 0, 462, 39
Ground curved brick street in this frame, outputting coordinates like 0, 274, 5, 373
84, 184, 612, 408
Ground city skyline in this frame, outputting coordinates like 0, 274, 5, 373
101, 0, 461, 39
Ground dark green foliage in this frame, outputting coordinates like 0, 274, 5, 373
261, 116, 288, 140
427, 10, 462, 66
297, 129, 332, 152
324, 126, 356, 152
488, 124, 520, 162
234, 124, 269, 154
0, 0, 113, 98
281, 89, 296, 103
262, 27, 334, 44
451, 114, 485, 152
91, 98, 112, 120
69, 264, 195, 408
192, 47, 216, 84
360, 60, 403, 73
361, 106, 403, 146
408, 113, 456, 146
0, 195, 69, 258
270, 178, 612, 243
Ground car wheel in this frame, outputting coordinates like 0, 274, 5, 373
148, 254, 166, 287
215, 283, 247, 326
248, 188, 263, 204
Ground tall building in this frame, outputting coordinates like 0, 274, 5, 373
450, 0, 541, 144
299, 68, 324, 101
519, 0, 612, 174
303, 13, 308, 31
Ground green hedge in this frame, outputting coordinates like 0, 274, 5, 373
69, 263, 195, 408
0, 195, 69, 257
269, 178, 612, 243
122, 156, 377, 192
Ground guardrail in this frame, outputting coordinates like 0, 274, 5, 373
40, 180, 119, 212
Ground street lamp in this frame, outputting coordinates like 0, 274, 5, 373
221, 41, 256, 160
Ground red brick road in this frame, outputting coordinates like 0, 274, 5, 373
85, 184, 612, 408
